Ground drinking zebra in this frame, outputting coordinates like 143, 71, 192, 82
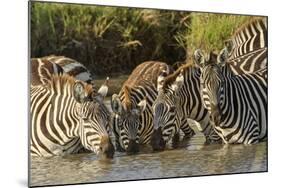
151, 18, 268, 150
151, 62, 221, 151
194, 48, 267, 144
111, 61, 175, 153
31, 58, 64, 86
30, 74, 114, 157
43, 55, 94, 84
224, 17, 267, 60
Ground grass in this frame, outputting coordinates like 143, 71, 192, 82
31, 2, 259, 76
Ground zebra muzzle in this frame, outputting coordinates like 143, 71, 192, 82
126, 139, 139, 154
150, 128, 166, 151
99, 136, 115, 159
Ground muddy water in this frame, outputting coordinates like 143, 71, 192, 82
30, 77, 267, 187
30, 131, 267, 187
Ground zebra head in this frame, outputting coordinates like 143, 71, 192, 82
111, 88, 147, 154
74, 78, 114, 159
194, 48, 227, 117
151, 70, 184, 151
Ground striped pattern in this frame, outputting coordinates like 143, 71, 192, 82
111, 61, 174, 153
228, 47, 267, 75
43, 55, 94, 84
198, 48, 267, 144
151, 63, 221, 151
30, 75, 114, 157
31, 58, 64, 86
225, 18, 267, 60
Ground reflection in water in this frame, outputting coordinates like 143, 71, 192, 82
30, 132, 267, 187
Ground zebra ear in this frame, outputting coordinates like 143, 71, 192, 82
134, 98, 147, 115
171, 69, 184, 93
157, 70, 168, 92
193, 49, 205, 68
224, 39, 234, 54
217, 48, 229, 66
111, 94, 123, 114
73, 82, 86, 103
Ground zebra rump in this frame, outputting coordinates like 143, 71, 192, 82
43, 55, 94, 84
31, 58, 64, 86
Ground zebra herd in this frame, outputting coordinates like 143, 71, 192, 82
30, 18, 267, 158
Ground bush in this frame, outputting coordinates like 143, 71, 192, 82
31, 2, 190, 76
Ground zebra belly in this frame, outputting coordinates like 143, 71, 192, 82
31, 138, 83, 157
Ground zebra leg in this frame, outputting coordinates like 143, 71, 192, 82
172, 132, 180, 148
180, 119, 195, 140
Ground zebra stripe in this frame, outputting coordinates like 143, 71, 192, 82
228, 47, 267, 75
111, 61, 174, 153
225, 17, 267, 60
197, 48, 267, 144
30, 74, 114, 157
151, 63, 221, 151
43, 55, 94, 84
31, 58, 64, 86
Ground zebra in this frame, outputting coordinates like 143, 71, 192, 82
224, 17, 267, 60
151, 62, 221, 151
194, 48, 267, 144
30, 74, 114, 157
227, 47, 267, 75
111, 61, 174, 153
43, 55, 94, 84
31, 58, 64, 86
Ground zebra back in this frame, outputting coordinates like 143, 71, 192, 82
31, 58, 64, 86
225, 17, 267, 60
228, 47, 267, 75
43, 55, 94, 84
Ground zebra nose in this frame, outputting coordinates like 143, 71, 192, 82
100, 136, 115, 159
150, 128, 165, 151
126, 139, 139, 154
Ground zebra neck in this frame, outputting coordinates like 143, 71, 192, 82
68, 102, 82, 138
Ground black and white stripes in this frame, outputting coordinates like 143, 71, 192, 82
30, 75, 114, 157
195, 48, 267, 144
225, 18, 267, 60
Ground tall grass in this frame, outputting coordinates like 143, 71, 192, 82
176, 13, 256, 55
31, 2, 190, 76
31, 2, 258, 76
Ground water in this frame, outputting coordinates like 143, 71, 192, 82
30, 132, 267, 187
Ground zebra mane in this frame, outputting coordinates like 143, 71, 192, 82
232, 17, 267, 40
162, 61, 194, 90
122, 85, 132, 110
46, 74, 95, 96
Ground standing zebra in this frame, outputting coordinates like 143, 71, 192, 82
151, 62, 221, 151
224, 17, 267, 60
31, 58, 64, 86
194, 48, 267, 144
30, 74, 114, 157
111, 61, 175, 153
43, 55, 94, 84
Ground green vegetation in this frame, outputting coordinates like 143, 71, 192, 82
31, 2, 258, 76
177, 13, 253, 54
